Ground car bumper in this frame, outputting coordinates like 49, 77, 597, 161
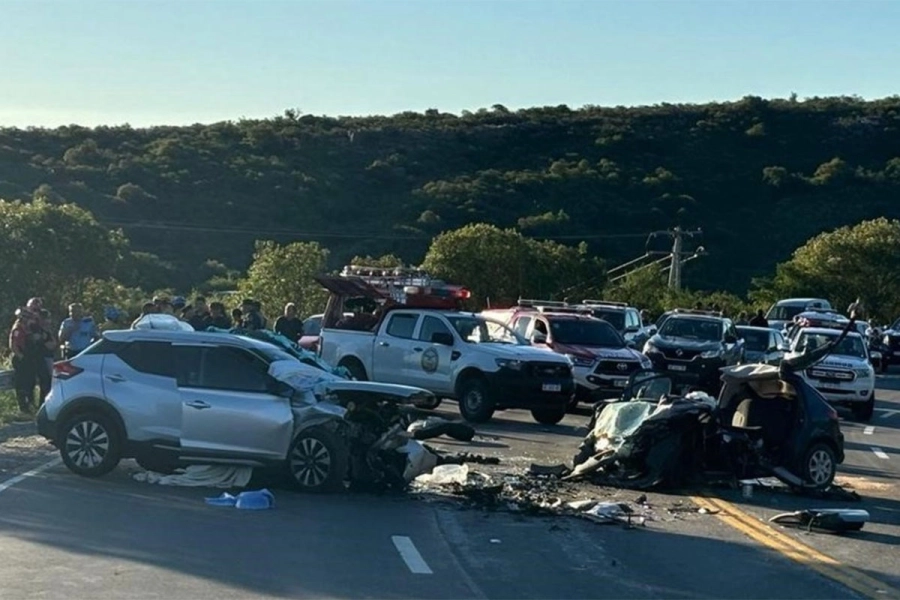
575, 367, 630, 398
808, 384, 873, 405
485, 369, 574, 409
645, 355, 726, 388
35, 403, 56, 444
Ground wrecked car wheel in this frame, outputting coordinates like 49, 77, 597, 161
286, 426, 349, 493
59, 412, 122, 478
531, 406, 566, 425
803, 443, 837, 489
853, 393, 875, 422
458, 378, 495, 423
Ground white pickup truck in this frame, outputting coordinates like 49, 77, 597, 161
319, 309, 575, 424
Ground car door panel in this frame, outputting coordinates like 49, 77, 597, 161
372, 313, 421, 385
102, 342, 182, 445
410, 315, 455, 395
174, 345, 293, 460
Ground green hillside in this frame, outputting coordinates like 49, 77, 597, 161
2, 95, 899, 293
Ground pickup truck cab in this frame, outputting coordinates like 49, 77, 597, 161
319, 308, 575, 425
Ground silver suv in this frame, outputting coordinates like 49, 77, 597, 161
36, 328, 426, 491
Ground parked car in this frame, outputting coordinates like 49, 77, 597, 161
736, 325, 786, 365
642, 310, 744, 393
493, 310, 651, 405
878, 316, 900, 371
36, 329, 439, 491
319, 307, 575, 424
784, 327, 876, 421
765, 298, 832, 331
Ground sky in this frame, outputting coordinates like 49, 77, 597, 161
1, 0, 898, 127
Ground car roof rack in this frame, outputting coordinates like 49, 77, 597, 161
580, 300, 628, 308
671, 308, 723, 317
517, 298, 568, 308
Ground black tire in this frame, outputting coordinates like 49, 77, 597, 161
531, 406, 567, 425
339, 358, 367, 381
802, 442, 837, 490
853, 393, 875, 422
566, 396, 579, 412
59, 412, 123, 478
457, 377, 495, 423
285, 425, 349, 493
136, 455, 179, 474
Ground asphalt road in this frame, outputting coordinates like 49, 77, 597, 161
1, 383, 897, 599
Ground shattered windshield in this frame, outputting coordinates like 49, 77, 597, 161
550, 319, 624, 347
659, 317, 721, 342
588, 309, 625, 331
446, 316, 523, 345
737, 328, 770, 351
795, 333, 866, 359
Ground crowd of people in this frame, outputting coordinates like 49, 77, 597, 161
6, 295, 308, 416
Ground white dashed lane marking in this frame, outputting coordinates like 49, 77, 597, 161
863, 426, 875, 435
0, 457, 61, 495
871, 447, 890, 460
391, 536, 433, 575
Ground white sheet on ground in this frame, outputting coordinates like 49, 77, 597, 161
133, 465, 253, 488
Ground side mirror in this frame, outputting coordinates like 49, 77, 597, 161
532, 332, 548, 344
431, 332, 454, 346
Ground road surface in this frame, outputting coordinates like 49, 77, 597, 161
0, 380, 897, 598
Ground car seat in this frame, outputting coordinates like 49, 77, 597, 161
731, 396, 792, 453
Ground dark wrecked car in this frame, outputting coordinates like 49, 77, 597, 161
37, 325, 450, 493
571, 318, 853, 491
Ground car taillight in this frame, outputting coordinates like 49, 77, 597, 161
456, 288, 471, 299
53, 361, 83, 380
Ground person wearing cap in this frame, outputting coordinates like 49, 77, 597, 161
274, 303, 304, 342
172, 296, 187, 313
99, 307, 123, 333
58, 303, 98, 359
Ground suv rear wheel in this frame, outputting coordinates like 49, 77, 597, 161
802, 442, 837, 489
59, 412, 123, 478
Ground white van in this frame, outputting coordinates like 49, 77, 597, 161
765, 298, 832, 331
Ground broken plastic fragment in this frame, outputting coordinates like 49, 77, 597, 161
414, 463, 469, 485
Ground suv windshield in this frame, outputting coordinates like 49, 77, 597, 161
446, 316, 523, 345
659, 317, 722, 342
587, 309, 625, 331
795, 333, 866, 359
550, 319, 623, 347
738, 328, 769, 351
766, 305, 806, 321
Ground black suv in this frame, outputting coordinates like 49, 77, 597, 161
576, 301, 651, 349
642, 310, 744, 392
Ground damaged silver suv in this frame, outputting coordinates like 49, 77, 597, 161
36, 328, 437, 492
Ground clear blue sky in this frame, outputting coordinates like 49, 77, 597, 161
1, 0, 897, 127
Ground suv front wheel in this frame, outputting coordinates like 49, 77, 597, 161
59, 412, 123, 478
286, 426, 349, 493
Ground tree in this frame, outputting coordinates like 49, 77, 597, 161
763, 218, 900, 322
422, 223, 604, 308
350, 254, 404, 268
238, 240, 329, 319
0, 199, 127, 320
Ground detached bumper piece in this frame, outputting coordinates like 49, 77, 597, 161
770, 509, 869, 533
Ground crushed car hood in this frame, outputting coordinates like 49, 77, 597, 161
553, 343, 643, 361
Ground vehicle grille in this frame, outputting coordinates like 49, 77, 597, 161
660, 347, 702, 361
528, 362, 572, 378
806, 368, 855, 382
595, 360, 641, 375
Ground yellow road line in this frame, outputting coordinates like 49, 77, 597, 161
691, 494, 900, 599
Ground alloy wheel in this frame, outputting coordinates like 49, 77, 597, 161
64, 420, 110, 470
290, 437, 332, 488
807, 449, 834, 486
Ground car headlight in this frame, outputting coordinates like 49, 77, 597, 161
639, 355, 652, 368
854, 367, 873, 378
496, 358, 524, 371
701, 349, 724, 359
565, 354, 595, 368
884, 335, 891, 345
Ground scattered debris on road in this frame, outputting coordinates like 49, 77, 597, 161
205, 489, 276, 510
770, 508, 870, 534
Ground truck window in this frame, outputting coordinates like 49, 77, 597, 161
385, 313, 419, 339
418, 316, 452, 343
513, 316, 532, 337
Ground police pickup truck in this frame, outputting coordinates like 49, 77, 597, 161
319, 308, 575, 425
785, 327, 876, 421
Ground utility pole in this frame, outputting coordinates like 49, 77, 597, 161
606, 226, 705, 286
668, 226, 683, 290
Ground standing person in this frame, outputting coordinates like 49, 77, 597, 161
189, 296, 212, 330
274, 303, 304, 342
99, 307, 122, 333
254, 301, 268, 329
9, 308, 37, 413
34, 309, 57, 403
180, 304, 195, 324
749, 309, 769, 328
231, 308, 243, 328
240, 299, 264, 331
58, 303, 98, 359
172, 296, 187, 315
736, 311, 749, 326
131, 302, 156, 328
209, 302, 233, 329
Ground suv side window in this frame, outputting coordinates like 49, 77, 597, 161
385, 313, 419, 339
513, 316, 532, 337
116, 341, 175, 377
418, 316, 452, 343
627, 310, 640, 330
173, 346, 204, 388
199, 346, 270, 393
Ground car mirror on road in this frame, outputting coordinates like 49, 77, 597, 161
431, 332, 454, 346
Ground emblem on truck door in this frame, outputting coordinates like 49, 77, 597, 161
421, 348, 439, 373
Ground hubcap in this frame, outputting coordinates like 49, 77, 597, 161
290, 438, 331, 488
808, 449, 834, 485
65, 420, 109, 469
465, 389, 483, 412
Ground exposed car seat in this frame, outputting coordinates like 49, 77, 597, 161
731, 396, 793, 451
